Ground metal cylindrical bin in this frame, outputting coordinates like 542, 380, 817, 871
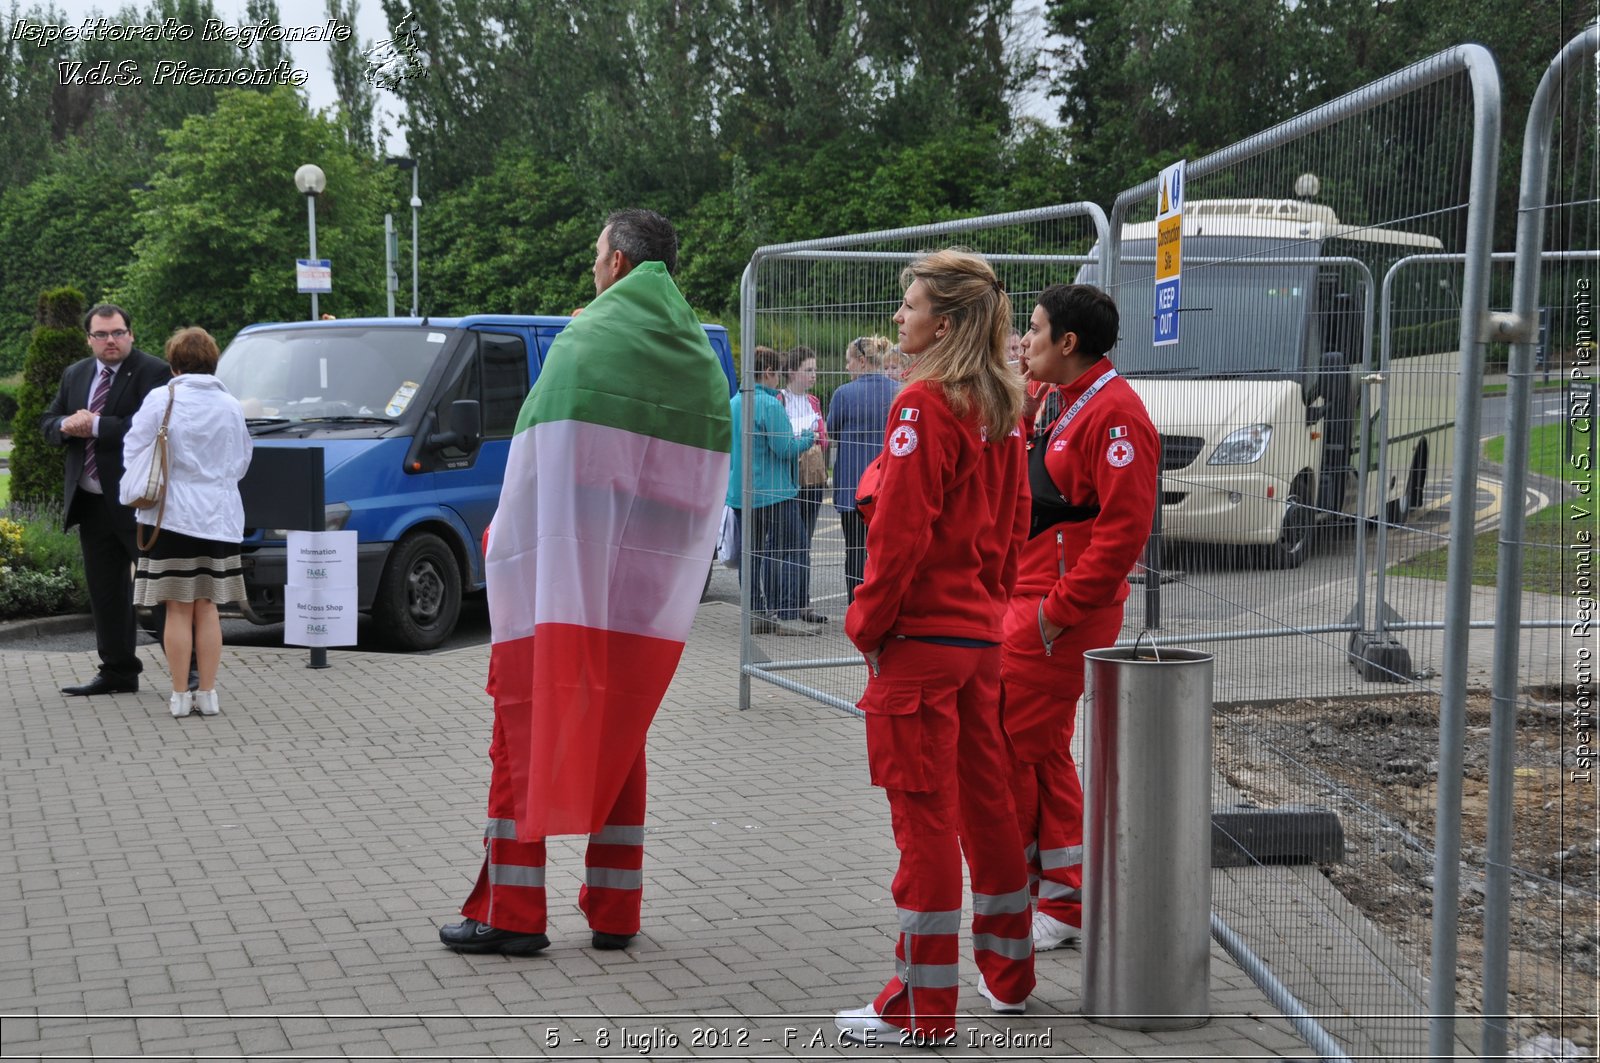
1081, 646, 1214, 1031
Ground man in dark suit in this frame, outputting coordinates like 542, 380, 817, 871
41, 304, 171, 696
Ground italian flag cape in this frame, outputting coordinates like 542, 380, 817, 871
484, 261, 731, 839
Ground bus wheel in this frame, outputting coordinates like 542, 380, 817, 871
374, 531, 462, 651
1263, 475, 1316, 569
1404, 443, 1428, 516
1386, 443, 1430, 525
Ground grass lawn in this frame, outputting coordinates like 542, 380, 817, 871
1388, 504, 1581, 594
1480, 380, 1572, 396
1392, 421, 1593, 594
1484, 420, 1592, 481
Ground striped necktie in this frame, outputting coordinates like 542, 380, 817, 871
83, 365, 113, 486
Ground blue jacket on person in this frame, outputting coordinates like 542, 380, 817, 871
728, 383, 815, 509
825, 371, 898, 511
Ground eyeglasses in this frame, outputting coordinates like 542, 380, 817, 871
88, 329, 129, 341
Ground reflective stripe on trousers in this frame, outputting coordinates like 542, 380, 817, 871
460, 718, 649, 936
864, 642, 1035, 1036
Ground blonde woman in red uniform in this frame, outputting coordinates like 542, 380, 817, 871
835, 249, 1035, 1044
1004, 284, 1159, 951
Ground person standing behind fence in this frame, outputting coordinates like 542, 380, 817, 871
781, 346, 830, 622
121, 327, 252, 719
1002, 284, 1158, 951
727, 346, 819, 634
836, 249, 1034, 1044
824, 335, 896, 603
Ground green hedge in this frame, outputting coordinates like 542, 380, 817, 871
11, 288, 86, 510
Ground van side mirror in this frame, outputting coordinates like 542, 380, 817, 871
430, 399, 482, 451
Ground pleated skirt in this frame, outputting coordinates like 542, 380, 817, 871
134, 527, 246, 605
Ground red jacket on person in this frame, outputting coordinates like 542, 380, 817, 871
1016, 364, 1159, 633
846, 381, 1030, 651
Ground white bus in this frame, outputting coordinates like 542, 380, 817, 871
1088, 198, 1459, 568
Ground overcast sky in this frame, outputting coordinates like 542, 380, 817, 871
36, 0, 1059, 158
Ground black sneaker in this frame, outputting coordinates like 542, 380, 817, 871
592, 931, 634, 950
439, 918, 550, 956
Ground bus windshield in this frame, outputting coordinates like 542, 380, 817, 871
1091, 237, 1321, 380
217, 326, 456, 422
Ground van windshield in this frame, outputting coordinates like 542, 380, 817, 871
217, 326, 456, 422
1086, 237, 1319, 380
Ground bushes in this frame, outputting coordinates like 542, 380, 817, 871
11, 287, 85, 510
0, 377, 18, 434
0, 508, 87, 620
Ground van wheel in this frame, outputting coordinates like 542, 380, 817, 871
1261, 474, 1316, 569
374, 531, 462, 651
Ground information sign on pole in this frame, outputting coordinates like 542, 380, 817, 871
1153, 160, 1185, 347
296, 258, 333, 294
284, 530, 358, 647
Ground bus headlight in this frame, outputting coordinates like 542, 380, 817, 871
1208, 424, 1273, 465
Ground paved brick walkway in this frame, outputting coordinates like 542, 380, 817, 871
1, 600, 1314, 1060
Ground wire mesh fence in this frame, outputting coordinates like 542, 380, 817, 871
1477, 25, 1599, 1060
735, 206, 1109, 716
733, 32, 1595, 1063
1093, 45, 1502, 1061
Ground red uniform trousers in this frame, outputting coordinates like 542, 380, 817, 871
860, 639, 1035, 1037
1000, 596, 1126, 928
460, 701, 647, 936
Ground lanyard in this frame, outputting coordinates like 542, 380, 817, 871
1045, 366, 1119, 448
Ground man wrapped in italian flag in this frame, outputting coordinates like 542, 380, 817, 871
440, 210, 731, 956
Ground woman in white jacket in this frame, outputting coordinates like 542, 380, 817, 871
121, 327, 252, 719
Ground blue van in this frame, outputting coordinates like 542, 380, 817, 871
212, 314, 737, 650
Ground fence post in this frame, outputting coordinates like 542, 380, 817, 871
1480, 24, 1600, 1060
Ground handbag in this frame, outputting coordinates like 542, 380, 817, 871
131, 384, 176, 550
797, 444, 828, 487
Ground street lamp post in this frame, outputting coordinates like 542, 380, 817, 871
294, 163, 327, 320
409, 164, 421, 317
386, 156, 420, 317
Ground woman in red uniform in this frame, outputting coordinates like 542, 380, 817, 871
1003, 283, 1159, 951
835, 249, 1035, 1044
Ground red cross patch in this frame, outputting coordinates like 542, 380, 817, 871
1106, 439, 1136, 467
888, 425, 919, 457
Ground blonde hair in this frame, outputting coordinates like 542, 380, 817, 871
847, 335, 892, 370
899, 248, 1023, 439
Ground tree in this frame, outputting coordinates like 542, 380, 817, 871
423, 147, 594, 315
60, 0, 255, 167
0, 2, 59, 190
10, 287, 86, 512
113, 86, 390, 345
325, 0, 375, 153
0, 147, 138, 375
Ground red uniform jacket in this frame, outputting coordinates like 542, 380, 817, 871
846, 381, 1030, 650
1017, 364, 1159, 631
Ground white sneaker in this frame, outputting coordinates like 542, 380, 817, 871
1032, 910, 1080, 951
834, 1004, 900, 1046
976, 974, 1026, 1014
193, 689, 220, 716
169, 691, 193, 718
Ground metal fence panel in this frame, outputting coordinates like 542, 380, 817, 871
735, 206, 1109, 715
1100, 45, 1502, 1061
1482, 24, 1600, 1061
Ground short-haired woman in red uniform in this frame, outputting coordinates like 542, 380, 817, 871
835, 249, 1035, 1044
